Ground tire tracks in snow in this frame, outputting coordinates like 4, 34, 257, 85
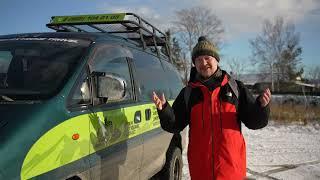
247, 160, 320, 179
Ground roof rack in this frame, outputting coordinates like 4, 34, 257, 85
46, 13, 171, 61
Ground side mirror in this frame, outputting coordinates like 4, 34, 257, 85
93, 72, 127, 102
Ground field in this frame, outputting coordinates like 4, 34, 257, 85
271, 95, 320, 124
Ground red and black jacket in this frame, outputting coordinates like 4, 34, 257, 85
158, 70, 269, 180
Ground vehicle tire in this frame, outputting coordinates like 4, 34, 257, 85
160, 147, 182, 180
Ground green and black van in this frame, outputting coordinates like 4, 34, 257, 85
0, 13, 186, 180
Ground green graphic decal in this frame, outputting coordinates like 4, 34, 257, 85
21, 101, 173, 179
51, 13, 126, 24
88, 103, 163, 152
21, 115, 90, 180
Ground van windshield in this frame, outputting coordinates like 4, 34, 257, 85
0, 38, 91, 100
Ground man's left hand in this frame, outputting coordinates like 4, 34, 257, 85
259, 88, 271, 107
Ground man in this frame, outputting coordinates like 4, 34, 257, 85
152, 36, 271, 180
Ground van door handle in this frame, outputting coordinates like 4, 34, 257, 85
134, 111, 141, 124
101, 115, 112, 128
145, 109, 151, 121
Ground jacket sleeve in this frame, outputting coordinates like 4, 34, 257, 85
157, 88, 190, 133
237, 81, 270, 130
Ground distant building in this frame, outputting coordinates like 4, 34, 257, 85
236, 73, 271, 86
309, 79, 320, 88
237, 73, 319, 94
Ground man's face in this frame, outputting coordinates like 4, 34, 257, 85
194, 55, 218, 79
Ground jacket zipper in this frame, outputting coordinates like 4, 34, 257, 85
202, 100, 204, 129
220, 90, 222, 134
209, 91, 214, 179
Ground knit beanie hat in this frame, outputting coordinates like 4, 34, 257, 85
192, 36, 220, 63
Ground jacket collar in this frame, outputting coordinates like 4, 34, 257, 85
188, 69, 230, 91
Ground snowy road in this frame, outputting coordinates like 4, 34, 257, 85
181, 121, 320, 179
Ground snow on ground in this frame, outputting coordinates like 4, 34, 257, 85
181, 121, 320, 180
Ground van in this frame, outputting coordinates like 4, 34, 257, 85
0, 13, 186, 180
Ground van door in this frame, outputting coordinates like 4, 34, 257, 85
131, 50, 172, 179
87, 44, 142, 180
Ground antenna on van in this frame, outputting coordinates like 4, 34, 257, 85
46, 13, 172, 62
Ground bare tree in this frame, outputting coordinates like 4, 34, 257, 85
226, 58, 247, 80
177, 52, 190, 85
171, 36, 190, 84
173, 6, 225, 59
250, 16, 302, 91
165, 30, 189, 84
306, 65, 320, 81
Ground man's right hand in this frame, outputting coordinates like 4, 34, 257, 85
152, 92, 166, 110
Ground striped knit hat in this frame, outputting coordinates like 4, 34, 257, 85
192, 36, 220, 63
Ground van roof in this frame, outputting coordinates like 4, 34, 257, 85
0, 32, 104, 42
0, 32, 144, 49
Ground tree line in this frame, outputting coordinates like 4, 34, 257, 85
164, 6, 319, 92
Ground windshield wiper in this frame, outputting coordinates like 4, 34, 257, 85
0, 95, 14, 102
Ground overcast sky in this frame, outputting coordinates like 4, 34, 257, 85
1, 0, 319, 73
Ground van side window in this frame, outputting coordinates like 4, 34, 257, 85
89, 44, 133, 103
161, 60, 184, 99
69, 70, 91, 106
132, 50, 168, 102
0, 51, 12, 88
